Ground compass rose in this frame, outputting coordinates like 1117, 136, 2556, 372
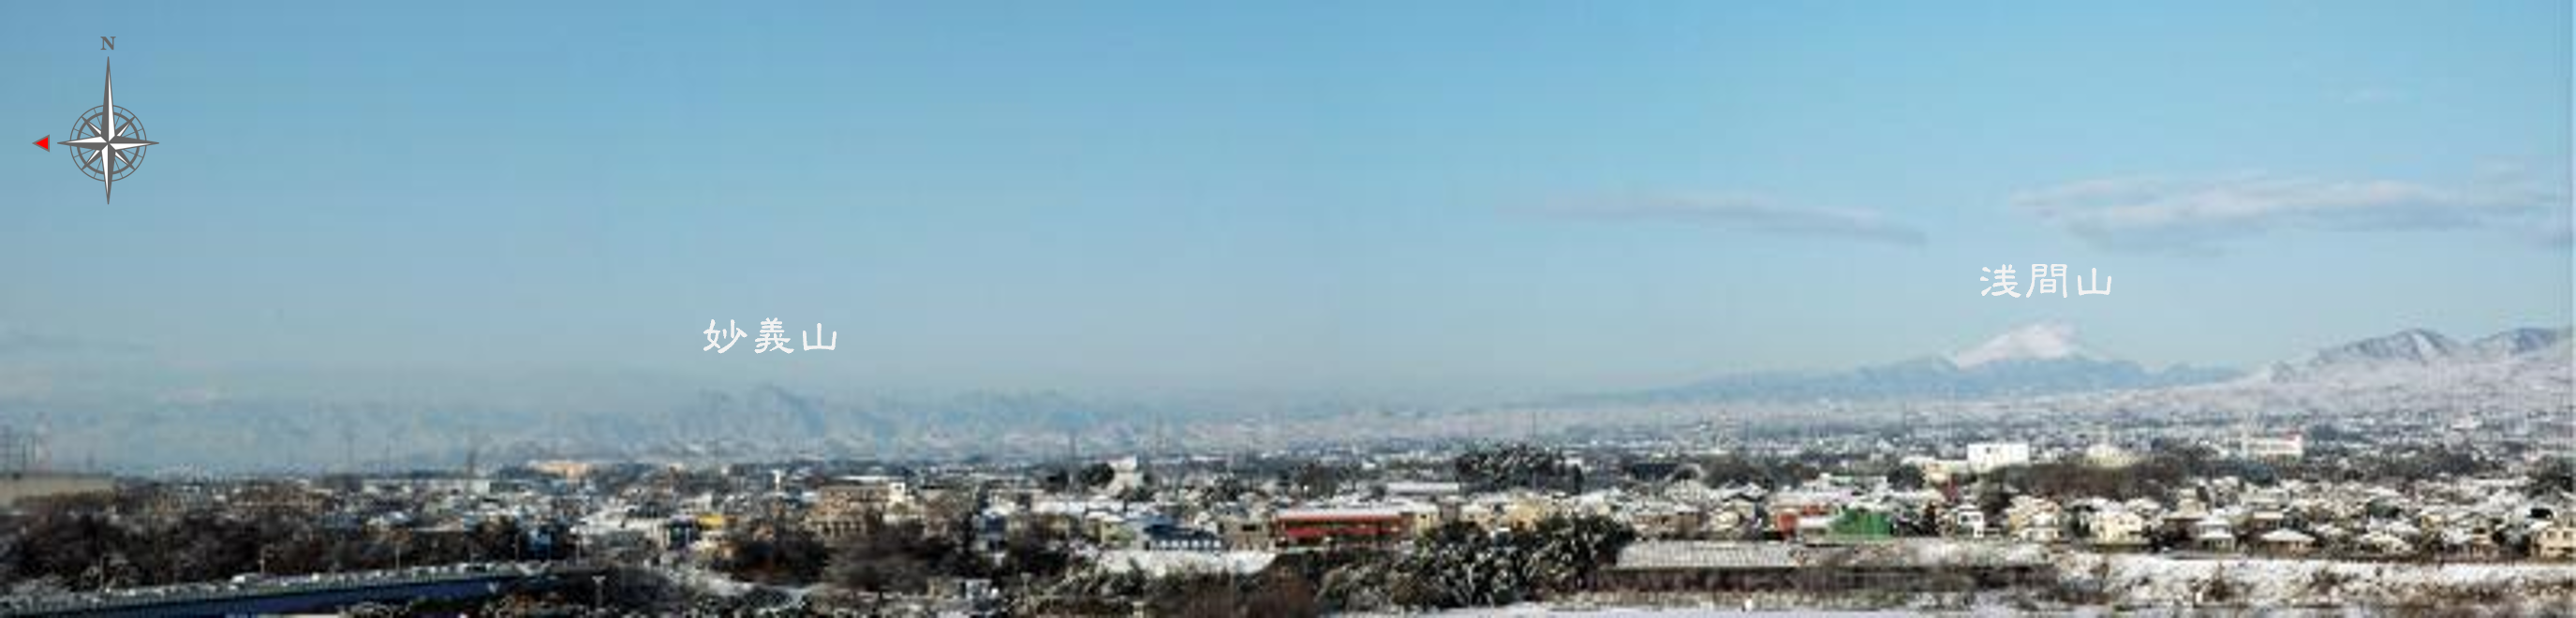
52, 59, 158, 204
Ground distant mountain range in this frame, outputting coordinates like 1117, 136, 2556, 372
2257, 327, 2572, 382
1576, 322, 2241, 404
1561, 323, 2576, 405
2, 323, 2565, 472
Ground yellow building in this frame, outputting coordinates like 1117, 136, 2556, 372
0, 472, 112, 508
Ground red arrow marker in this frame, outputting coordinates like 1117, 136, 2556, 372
31, 136, 46, 151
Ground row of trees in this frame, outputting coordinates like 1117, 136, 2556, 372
1038, 513, 1636, 615
1318, 514, 1635, 611
716, 511, 1074, 596
1041, 568, 1320, 617
856, 509, 1638, 614
1455, 443, 1584, 493
0, 493, 570, 594
1980, 444, 2556, 509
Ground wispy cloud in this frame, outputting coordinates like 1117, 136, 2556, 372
2013, 170, 2569, 252
1528, 194, 1927, 246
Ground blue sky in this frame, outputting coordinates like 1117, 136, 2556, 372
1, 1, 2568, 400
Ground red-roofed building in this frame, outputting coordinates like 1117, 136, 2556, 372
1274, 508, 1407, 549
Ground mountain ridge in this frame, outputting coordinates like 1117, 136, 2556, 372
2258, 326, 2571, 383
1571, 323, 2242, 404
7, 323, 2567, 472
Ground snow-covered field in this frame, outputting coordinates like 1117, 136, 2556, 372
2059, 552, 2576, 611
1413, 552, 2576, 614
1088, 549, 1278, 577
1413, 608, 1921, 617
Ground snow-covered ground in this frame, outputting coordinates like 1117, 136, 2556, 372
1088, 549, 1277, 578
1400, 552, 2576, 614
2059, 552, 2576, 610
1409, 608, 1922, 617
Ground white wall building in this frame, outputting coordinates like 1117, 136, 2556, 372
2238, 433, 2305, 460
1966, 442, 2032, 473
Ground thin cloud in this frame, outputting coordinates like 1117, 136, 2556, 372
2013, 171, 2569, 252
1530, 194, 1927, 246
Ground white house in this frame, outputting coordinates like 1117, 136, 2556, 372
1966, 442, 2032, 474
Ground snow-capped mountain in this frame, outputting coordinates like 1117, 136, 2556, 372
1588, 322, 2237, 404
2258, 326, 2571, 383
1949, 322, 2094, 368
2471, 327, 2573, 358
